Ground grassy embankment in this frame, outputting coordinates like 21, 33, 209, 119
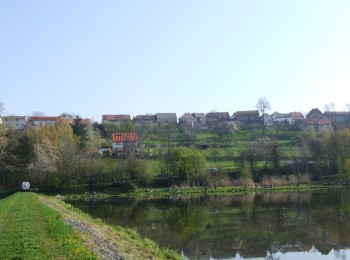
0, 192, 181, 260
0, 192, 95, 259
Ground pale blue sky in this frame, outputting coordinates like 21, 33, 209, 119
1, 1, 350, 122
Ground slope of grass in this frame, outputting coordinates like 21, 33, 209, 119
0, 192, 95, 259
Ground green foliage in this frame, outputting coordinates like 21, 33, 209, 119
164, 147, 207, 186
71, 116, 88, 151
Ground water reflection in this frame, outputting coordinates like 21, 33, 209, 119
67, 190, 350, 259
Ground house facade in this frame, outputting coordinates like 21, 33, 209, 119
179, 113, 207, 127
263, 114, 273, 126
306, 108, 331, 131
1, 116, 27, 130
234, 110, 260, 124
206, 112, 230, 122
132, 115, 157, 126
112, 132, 137, 152
290, 112, 305, 123
156, 113, 177, 124
178, 113, 196, 125
272, 112, 293, 124
317, 118, 333, 132
28, 116, 60, 127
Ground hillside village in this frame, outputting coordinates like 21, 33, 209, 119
1, 107, 350, 132
2, 102, 350, 193
2, 107, 350, 156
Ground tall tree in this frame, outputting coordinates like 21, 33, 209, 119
71, 116, 88, 151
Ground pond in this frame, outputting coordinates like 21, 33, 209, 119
66, 189, 350, 259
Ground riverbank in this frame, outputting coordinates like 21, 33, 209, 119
113, 183, 337, 199
0, 192, 181, 260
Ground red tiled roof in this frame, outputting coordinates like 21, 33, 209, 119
103, 115, 130, 121
112, 132, 137, 142
291, 112, 304, 118
28, 116, 59, 122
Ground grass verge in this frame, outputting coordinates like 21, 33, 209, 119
37, 194, 182, 260
0, 192, 95, 259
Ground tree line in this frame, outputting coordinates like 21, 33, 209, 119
2, 114, 350, 192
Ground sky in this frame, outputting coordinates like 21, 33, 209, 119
1, 1, 350, 122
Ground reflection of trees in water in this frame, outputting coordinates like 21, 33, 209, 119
261, 191, 312, 204
68, 191, 350, 259
167, 205, 209, 237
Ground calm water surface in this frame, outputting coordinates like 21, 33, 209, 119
67, 190, 350, 259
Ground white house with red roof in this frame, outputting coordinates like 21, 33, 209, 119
112, 132, 137, 152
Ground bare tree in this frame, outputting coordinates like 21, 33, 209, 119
32, 111, 45, 116
256, 97, 271, 116
324, 102, 336, 112
258, 137, 282, 174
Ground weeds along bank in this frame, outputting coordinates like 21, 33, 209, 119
0, 192, 181, 260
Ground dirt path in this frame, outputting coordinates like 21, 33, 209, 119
36, 194, 169, 260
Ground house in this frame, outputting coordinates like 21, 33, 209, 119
178, 113, 196, 125
179, 112, 207, 127
272, 112, 292, 124
317, 118, 333, 132
112, 132, 137, 152
306, 108, 330, 131
262, 113, 273, 126
1, 116, 27, 130
290, 112, 305, 123
306, 108, 325, 123
28, 116, 60, 127
193, 113, 206, 125
59, 113, 74, 123
206, 112, 230, 122
233, 110, 260, 124
324, 111, 350, 128
102, 115, 131, 125
132, 114, 157, 126
155, 113, 177, 124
